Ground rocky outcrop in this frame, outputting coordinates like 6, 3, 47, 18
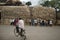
31, 6, 56, 20
0, 6, 30, 25
0, 6, 56, 25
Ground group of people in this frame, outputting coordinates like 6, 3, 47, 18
39, 19, 53, 26
10, 18, 53, 27
29, 19, 53, 26
10, 18, 25, 36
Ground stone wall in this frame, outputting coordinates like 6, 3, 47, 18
30, 6, 56, 24
0, 6, 56, 25
32, 6, 55, 19
0, 6, 30, 25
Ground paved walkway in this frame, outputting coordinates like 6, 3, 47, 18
0, 25, 60, 40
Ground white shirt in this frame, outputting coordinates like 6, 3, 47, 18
34, 20, 37, 23
18, 19, 24, 29
50, 20, 53, 24
10, 19, 14, 22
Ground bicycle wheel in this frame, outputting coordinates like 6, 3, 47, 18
20, 30, 27, 40
21, 35, 27, 40
24, 35, 27, 40
14, 28, 19, 37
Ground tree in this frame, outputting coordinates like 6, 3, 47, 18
40, 0, 60, 8
26, 1, 32, 6
0, 0, 7, 3
43, 1, 49, 7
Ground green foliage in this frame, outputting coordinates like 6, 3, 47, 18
26, 1, 32, 6
49, 1, 55, 7
40, 0, 60, 8
0, 0, 6, 3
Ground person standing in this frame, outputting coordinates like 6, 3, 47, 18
48, 20, 53, 26
49, 20, 53, 26
34, 19, 38, 26
31, 18, 34, 26
10, 19, 15, 25
29, 19, 31, 25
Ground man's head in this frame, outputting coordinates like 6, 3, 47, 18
19, 18, 22, 20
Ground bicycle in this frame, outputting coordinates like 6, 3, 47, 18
14, 27, 27, 40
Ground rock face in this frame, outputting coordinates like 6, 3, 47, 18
30, 6, 56, 24
0, 6, 56, 25
32, 6, 55, 19
0, 6, 30, 25
30, 6, 56, 23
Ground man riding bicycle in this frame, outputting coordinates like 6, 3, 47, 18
14, 18, 25, 36
18, 18, 25, 36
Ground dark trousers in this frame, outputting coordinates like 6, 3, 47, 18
16, 26, 24, 36
16, 26, 19, 33
20, 28, 25, 36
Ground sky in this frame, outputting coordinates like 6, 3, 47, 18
20, 0, 48, 6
